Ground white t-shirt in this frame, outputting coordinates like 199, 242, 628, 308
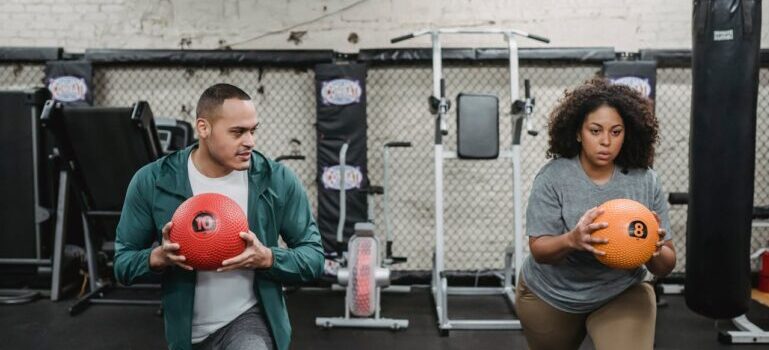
187, 152, 258, 344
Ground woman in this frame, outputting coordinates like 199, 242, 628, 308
515, 78, 676, 350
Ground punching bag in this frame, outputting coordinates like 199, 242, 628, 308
685, 0, 761, 319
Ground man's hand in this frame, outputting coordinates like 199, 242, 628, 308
218, 230, 274, 272
149, 222, 193, 271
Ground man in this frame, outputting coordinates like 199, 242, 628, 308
114, 83, 324, 350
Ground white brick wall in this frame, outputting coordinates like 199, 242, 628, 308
3, 0, 767, 52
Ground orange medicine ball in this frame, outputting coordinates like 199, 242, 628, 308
170, 193, 248, 270
590, 199, 659, 269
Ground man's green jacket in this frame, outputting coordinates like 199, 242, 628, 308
114, 145, 324, 350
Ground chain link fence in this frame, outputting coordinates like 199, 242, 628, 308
91, 66, 320, 215
367, 63, 603, 271
0, 63, 45, 90
2, 58, 768, 275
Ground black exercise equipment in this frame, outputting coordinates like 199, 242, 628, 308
154, 117, 195, 154
0, 89, 78, 304
40, 100, 163, 315
686, 0, 760, 320
315, 141, 411, 330
687, 0, 768, 344
670, 192, 769, 220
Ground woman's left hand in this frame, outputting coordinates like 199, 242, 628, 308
651, 211, 666, 257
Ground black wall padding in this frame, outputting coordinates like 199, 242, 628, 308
685, 0, 761, 319
84, 49, 335, 66
357, 47, 616, 64
315, 64, 368, 254
0, 47, 61, 62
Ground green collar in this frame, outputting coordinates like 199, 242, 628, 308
155, 143, 273, 199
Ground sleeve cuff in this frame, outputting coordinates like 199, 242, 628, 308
142, 247, 164, 276
265, 247, 285, 273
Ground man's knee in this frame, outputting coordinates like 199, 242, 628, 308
226, 334, 272, 350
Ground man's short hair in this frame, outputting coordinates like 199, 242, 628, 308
195, 83, 252, 120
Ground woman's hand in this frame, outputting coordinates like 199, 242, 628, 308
567, 207, 610, 256
529, 207, 611, 264
645, 211, 676, 276
651, 211, 667, 257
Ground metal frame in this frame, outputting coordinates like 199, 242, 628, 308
391, 28, 548, 333
382, 142, 412, 267
719, 315, 769, 344
717, 248, 769, 344
67, 210, 161, 315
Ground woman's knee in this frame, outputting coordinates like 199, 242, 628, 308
586, 283, 656, 350
516, 278, 587, 350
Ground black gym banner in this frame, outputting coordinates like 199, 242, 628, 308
44, 60, 93, 105
315, 63, 369, 254
602, 60, 657, 104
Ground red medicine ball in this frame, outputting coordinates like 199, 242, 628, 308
170, 193, 248, 270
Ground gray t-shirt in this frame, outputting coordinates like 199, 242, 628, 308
520, 156, 671, 313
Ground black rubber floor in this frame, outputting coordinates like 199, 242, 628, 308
1, 287, 768, 349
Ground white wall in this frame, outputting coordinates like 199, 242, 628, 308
2, 0, 765, 52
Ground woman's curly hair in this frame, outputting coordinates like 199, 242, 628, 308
546, 77, 659, 169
